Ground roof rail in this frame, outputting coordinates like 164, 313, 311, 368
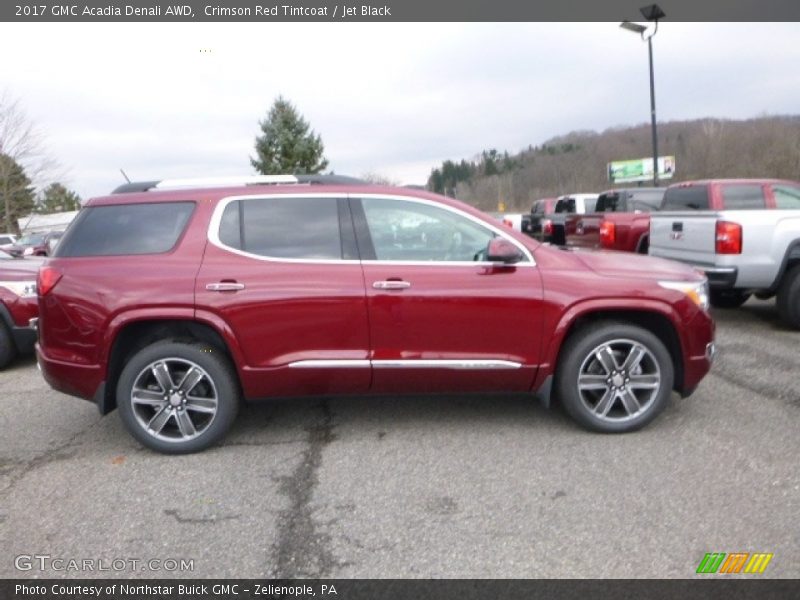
112, 174, 368, 194
112, 180, 161, 194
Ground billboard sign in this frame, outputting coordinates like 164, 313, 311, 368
608, 156, 676, 183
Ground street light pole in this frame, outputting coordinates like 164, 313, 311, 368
647, 32, 658, 186
621, 4, 665, 188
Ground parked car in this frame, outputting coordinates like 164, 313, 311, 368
0, 250, 39, 369
7, 231, 64, 257
564, 188, 666, 253
530, 198, 557, 242
0, 233, 17, 248
649, 179, 800, 319
549, 193, 599, 246
37, 175, 714, 453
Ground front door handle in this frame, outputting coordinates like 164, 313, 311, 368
372, 280, 411, 290
206, 282, 245, 292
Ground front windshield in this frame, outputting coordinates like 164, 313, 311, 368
17, 234, 45, 245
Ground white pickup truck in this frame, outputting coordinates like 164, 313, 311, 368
649, 179, 800, 328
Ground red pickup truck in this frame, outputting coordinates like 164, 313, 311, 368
564, 188, 666, 253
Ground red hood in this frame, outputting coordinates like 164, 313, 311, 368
570, 249, 704, 282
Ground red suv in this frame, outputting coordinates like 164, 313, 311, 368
37, 176, 715, 453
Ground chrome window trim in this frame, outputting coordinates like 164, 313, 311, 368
288, 359, 523, 370
207, 192, 536, 267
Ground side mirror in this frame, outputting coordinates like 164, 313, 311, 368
487, 237, 523, 264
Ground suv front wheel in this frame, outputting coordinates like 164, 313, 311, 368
116, 341, 240, 453
556, 322, 674, 433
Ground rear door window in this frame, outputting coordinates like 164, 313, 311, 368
56, 202, 195, 257
217, 196, 344, 260
772, 185, 800, 209
721, 185, 766, 209
661, 186, 709, 210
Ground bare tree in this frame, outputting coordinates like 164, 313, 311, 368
0, 91, 60, 232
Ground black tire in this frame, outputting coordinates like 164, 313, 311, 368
0, 322, 16, 369
555, 321, 674, 433
776, 263, 800, 329
637, 236, 649, 254
709, 289, 751, 309
116, 340, 240, 454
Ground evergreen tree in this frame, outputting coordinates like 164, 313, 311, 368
0, 154, 35, 233
250, 96, 328, 175
39, 182, 81, 213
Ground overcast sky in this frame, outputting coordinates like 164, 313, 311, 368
1, 22, 799, 198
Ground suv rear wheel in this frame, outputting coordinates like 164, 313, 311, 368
556, 322, 674, 433
116, 341, 239, 453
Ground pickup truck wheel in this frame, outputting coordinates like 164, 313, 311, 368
556, 322, 674, 433
0, 322, 16, 369
776, 264, 800, 329
116, 341, 240, 454
709, 289, 750, 309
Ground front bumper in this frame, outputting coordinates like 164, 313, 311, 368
680, 308, 716, 396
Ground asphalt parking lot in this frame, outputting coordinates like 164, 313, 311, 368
1, 299, 798, 579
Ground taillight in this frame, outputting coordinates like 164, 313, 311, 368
542, 219, 553, 236
37, 266, 62, 296
502, 218, 513, 228
715, 221, 742, 254
599, 220, 616, 246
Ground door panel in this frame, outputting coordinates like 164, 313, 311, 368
353, 195, 544, 393
196, 195, 370, 399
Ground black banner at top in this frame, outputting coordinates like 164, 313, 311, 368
2, 0, 800, 22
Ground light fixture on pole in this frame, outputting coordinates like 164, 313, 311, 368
621, 3, 666, 186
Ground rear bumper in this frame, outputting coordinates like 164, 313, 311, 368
36, 343, 106, 408
701, 266, 738, 288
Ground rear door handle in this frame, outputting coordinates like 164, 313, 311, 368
206, 282, 245, 292
372, 280, 411, 290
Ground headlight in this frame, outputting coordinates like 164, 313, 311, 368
659, 279, 710, 311
23, 247, 34, 256
0, 280, 37, 298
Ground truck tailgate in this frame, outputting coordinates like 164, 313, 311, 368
649, 212, 719, 266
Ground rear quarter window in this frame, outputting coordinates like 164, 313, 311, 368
56, 202, 195, 257
661, 186, 709, 210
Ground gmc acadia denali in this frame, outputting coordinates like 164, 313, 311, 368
37, 175, 715, 453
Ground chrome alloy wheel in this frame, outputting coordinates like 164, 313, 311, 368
576, 338, 662, 423
129, 358, 218, 442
